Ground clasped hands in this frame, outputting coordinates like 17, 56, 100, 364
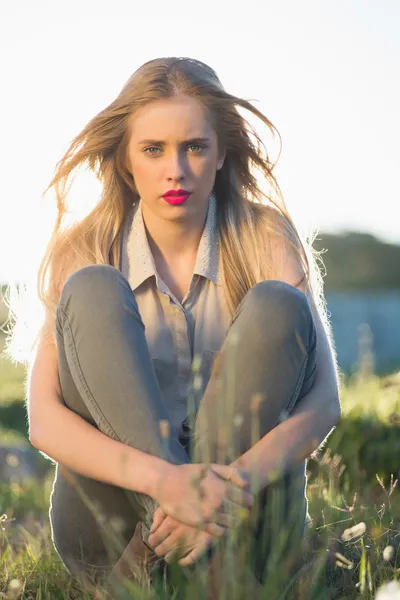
148, 463, 254, 566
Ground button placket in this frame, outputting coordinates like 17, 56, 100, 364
123, 192, 224, 439
175, 307, 191, 399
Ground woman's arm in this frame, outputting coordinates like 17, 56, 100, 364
28, 334, 252, 530
231, 236, 341, 492
31, 402, 170, 497
28, 333, 167, 498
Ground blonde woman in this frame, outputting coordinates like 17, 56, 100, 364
6, 57, 340, 592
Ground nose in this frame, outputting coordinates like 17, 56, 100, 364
166, 149, 187, 182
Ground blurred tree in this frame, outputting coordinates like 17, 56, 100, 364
313, 232, 400, 290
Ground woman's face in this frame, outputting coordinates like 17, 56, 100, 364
126, 94, 225, 221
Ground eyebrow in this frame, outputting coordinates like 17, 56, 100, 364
137, 137, 211, 145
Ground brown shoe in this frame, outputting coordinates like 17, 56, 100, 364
106, 521, 165, 590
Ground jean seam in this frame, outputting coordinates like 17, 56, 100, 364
56, 307, 64, 337
286, 300, 319, 404
284, 314, 316, 415
304, 361, 317, 383
60, 308, 122, 442
76, 558, 114, 569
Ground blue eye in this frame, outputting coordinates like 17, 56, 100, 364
188, 144, 205, 152
143, 144, 205, 156
143, 146, 160, 155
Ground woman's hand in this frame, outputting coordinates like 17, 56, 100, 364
148, 507, 220, 566
152, 463, 253, 534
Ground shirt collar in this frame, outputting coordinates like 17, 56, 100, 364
124, 192, 222, 292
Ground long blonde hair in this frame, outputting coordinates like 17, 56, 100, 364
4, 56, 329, 365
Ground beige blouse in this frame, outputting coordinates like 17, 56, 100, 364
120, 193, 231, 442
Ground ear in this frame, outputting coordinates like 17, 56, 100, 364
217, 149, 226, 171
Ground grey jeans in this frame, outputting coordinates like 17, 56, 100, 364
49, 265, 317, 584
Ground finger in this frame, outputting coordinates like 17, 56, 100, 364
211, 465, 249, 488
164, 539, 193, 564
178, 537, 213, 567
226, 485, 254, 509
201, 522, 226, 538
212, 510, 244, 529
164, 535, 194, 563
148, 516, 175, 548
149, 507, 167, 535
206, 501, 251, 529
154, 529, 193, 559
165, 547, 185, 564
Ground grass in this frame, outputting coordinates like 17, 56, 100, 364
0, 333, 399, 598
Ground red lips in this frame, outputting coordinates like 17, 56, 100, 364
162, 189, 191, 197
163, 192, 191, 205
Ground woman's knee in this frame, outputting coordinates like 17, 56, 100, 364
62, 264, 124, 302
242, 280, 314, 344
57, 265, 133, 324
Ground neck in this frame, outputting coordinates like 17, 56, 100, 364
141, 202, 208, 265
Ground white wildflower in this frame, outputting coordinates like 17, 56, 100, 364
383, 546, 395, 562
233, 414, 243, 428
375, 580, 400, 599
6, 578, 23, 599
6, 454, 20, 468
341, 521, 366, 541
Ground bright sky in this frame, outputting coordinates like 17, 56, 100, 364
1, 0, 399, 284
